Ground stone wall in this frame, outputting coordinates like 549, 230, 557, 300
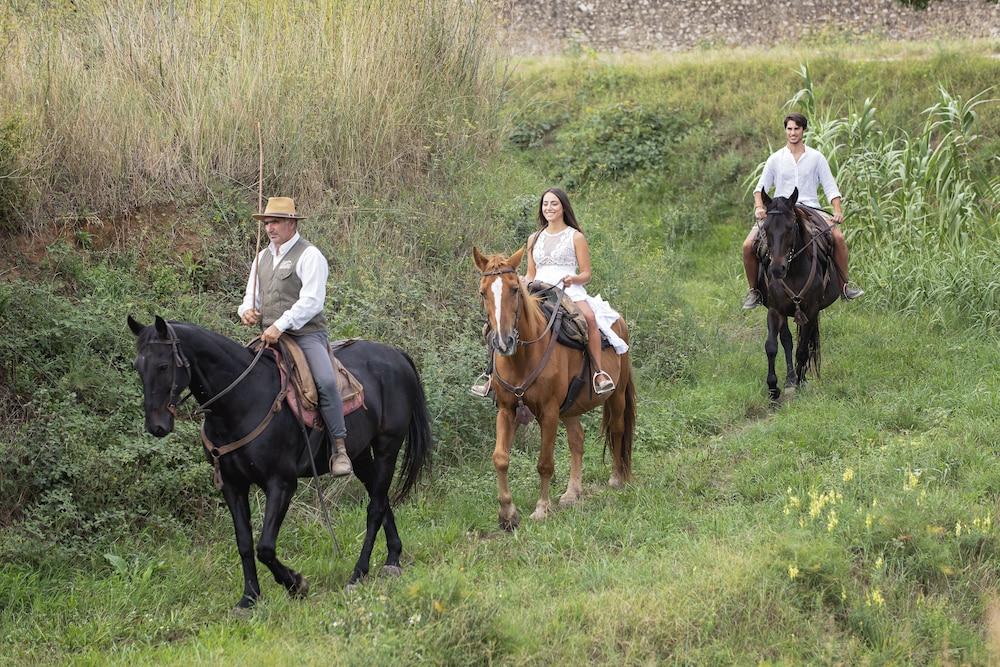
493, 0, 999, 53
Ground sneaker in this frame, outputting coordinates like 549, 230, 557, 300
329, 437, 353, 477
742, 288, 762, 310
841, 282, 864, 301
469, 374, 492, 398
593, 371, 616, 395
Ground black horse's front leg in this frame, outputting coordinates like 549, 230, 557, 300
222, 482, 261, 609
258, 477, 308, 598
779, 318, 796, 388
765, 308, 782, 401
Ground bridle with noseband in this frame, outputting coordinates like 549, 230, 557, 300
478, 266, 563, 424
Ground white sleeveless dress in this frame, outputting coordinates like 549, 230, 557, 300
531, 227, 629, 354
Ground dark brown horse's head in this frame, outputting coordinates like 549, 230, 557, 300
473, 246, 541, 356
760, 187, 802, 280
128, 315, 190, 437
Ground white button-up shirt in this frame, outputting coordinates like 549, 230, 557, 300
756, 145, 841, 209
237, 232, 329, 332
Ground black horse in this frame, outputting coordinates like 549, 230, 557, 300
756, 188, 840, 401
128, 315, 432, 609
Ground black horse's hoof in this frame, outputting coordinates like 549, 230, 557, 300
232, 602, 255, 618
769, 388, 781, 402
344, 573, 368, 592
381, 564, 403, 578
289, 572, 309, 598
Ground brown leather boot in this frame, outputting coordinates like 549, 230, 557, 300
329, 437, 353, 477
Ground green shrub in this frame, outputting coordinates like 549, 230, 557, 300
557, 102, 690, 188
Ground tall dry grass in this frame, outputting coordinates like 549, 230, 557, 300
1, 0, 505, 231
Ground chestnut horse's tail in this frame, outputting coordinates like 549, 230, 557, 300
602, 356, 635, 481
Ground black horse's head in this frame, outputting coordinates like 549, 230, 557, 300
760, 187, 801, 280
128, 315, 191, 437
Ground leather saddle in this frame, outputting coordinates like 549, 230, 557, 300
251, 337, 366, 430
527, 281, 612, 350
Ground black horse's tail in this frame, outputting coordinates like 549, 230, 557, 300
392, 351, 433, 504
798, 315, 822, 379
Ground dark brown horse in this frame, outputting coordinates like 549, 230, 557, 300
473, 247, 636, 530
757, 188, 840, 400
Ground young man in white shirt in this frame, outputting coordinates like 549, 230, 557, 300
741, 113, 864, 309
238, 197, 352, 476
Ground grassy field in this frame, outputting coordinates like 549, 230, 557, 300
3, 40, 1000, 664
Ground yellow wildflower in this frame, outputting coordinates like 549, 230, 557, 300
788, 565, 799, 580
865, 513, 873, 530
826, 510, 839, 532
843, 467, 855, 482
874, 556, 884, 569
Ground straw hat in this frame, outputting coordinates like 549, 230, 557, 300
252, 197, 307, 220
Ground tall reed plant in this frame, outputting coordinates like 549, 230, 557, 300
0, 0, 505, 232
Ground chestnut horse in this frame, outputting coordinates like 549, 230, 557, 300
473, 247, 636, 530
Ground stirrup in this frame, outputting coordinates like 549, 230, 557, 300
469, 373, 492, 398
841, 282, 865, 301
593, 371, 615, 395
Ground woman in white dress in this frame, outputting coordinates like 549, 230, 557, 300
471, 188, 628, 397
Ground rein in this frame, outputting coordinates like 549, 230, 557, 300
479, 268, 564, 424
767, 210, 829, 326
148, 325, 287, 490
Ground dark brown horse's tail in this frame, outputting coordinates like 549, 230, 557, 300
798, 315, 822, 379
393, 351, 433, 504
602, 359, 636, 481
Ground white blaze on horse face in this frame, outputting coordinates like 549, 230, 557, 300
491, 278, 505, 352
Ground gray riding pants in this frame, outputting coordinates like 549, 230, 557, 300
293, 330, 347, 439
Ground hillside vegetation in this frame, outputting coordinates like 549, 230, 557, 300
1, 5, 999, 662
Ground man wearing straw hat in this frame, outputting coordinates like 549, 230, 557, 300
238, 196, 353, 477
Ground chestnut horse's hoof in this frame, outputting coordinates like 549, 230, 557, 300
608, 474, 624, 489
290, 572, 309, 598
499, 510, 520, 532
559, 491, 580, 506
381, 564, 403, 578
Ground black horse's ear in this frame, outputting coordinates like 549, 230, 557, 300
154, 315, 169, 339
127, 315, 146, 337
787, 187, 798, 208
760, 189, 771, 208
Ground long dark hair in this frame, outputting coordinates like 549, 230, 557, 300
537, 188, 583, 233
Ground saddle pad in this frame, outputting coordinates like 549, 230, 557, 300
256, 339, 366, 430
528, 281, 612, 350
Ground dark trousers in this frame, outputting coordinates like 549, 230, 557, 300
294, 330, 347, 439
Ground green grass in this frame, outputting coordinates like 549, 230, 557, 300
3, 42, 1000, 664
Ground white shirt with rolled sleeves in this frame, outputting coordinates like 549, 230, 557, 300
237, 232, 329, 333
755, 145, 841, 209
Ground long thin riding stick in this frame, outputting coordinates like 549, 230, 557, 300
252, 122, 264, 331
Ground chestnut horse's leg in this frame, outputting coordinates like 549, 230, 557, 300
257, 477, 308, 598
779, 317, 796, 388
559, 416, 584, 506
494, 408, 520, 530
530, 410, 560, 521
765, 308, 782, 401
221, 481, 261, 610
